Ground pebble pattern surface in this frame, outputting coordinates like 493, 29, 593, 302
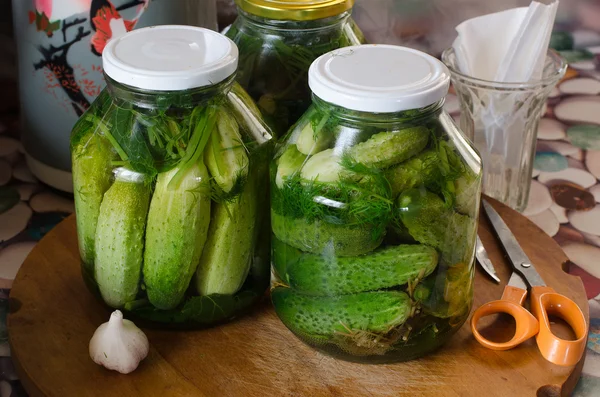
0, 118, 70, 396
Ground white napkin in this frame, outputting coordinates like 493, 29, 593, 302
452, 0, 559, 83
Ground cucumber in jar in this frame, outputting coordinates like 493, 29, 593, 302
396, 188, 476, 266
143, 162, 212, 310
454, 166, 480, 216
271, 236, 303, 283
205, 110, 249, 195
275, 145, 307, 188
271, 211, 383, 257
295, 110, 334, 155
94, 168, 151, 308
286, 244, 438, 296
385, 149, 440, 197
271, 287, 412, 339
195, 165, 258, 296
299, 149, 362, 183
71, 130, 116, 270
347, 127, 429, 168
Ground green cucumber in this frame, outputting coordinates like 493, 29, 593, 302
300, 149, 345, 183
385, 149, 440, 197
195, 167, 258, 295
272, 236, 303, 284
411, 266, 473, 320
272, 287, 412, 338
271, 211, 382, 256
143, 162, 211, 310
72, 132, 116, 269
348, 127, 429, 168
275, 145, 307, 188
296, 121, 333, 155
205, 111, 249, 194
94, 169, 151, 308
397, 188, 476, 266
287, 244, 438, 295
454, 167, 480, 216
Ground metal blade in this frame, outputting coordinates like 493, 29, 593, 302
475, 236, 500, 283
507, 272, 528, 290
482, 200, 546, 287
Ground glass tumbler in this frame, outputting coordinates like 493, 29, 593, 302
442, 48, 567, 212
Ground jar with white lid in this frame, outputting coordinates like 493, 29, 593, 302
270, 44, 482, 362
225, 0, 365, 137
70, 26, 273, 327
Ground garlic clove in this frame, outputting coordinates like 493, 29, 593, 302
89, 310, 149, 374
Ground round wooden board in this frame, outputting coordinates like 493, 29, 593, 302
8, 199, 589, 397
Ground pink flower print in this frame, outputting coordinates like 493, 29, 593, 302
34, 0, 53, 17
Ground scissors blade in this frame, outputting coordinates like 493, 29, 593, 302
475, 236, 500, 283
507, 272, 528, 291
482, 200, 546, 287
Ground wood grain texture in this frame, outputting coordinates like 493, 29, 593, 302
7, 199, 589, 397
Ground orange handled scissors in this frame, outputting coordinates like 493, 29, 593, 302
471, 200, 588, 367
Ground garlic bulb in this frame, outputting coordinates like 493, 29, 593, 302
89, 310, 149, 374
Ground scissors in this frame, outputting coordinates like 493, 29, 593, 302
471, 200, 588, 367
475, 235, 500, 283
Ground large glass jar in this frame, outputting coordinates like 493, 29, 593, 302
225, 0, 365, 136
70, 26, 273, 327
270, 45, 482, 362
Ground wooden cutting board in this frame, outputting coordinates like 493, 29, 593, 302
7, 199, 589, 397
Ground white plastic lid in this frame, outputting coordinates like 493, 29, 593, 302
308, 45, 450, 113
102, 25, 238, 91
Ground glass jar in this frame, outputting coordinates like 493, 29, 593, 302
70, 26, 273, 327
225, 0, 365, 136
270, 45, 482, 362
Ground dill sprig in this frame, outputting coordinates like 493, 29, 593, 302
272, 154, 394, 241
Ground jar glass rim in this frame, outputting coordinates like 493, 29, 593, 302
105, 74, 234, 109
312, 94, 445, 124
441, 48, 567, 91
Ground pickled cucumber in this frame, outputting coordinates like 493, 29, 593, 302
94, 169, 151, 308
454, 167, 480, 216
272, 287, 412, 338
271, 211, 382, 256
300, 149, 346, 183
72, 132, 116, 269
195, 168, 258, 296
444, 262, 474, 318
286, 244, 438, 296
205, 110, 249, 194
397, 188, 476, 266
348, 127, 429, 168
143, 163, 211, 310
272, 236, 303, 283
296, 120, 333, 155
275, 145, 307, 188
385, 149, 440, 197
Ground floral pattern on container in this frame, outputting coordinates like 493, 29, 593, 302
27, 0, 149, 117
